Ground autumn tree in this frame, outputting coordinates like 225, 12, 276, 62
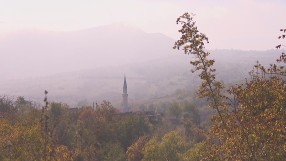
126, 136, 148, 161
115, 114, 152, 150
0, 96, 17, 121
174, 13, 286, 160
142, 130, 186, 161
96, 143, 126, 161
0, 119, 41, 160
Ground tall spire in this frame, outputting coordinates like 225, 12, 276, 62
123, 75, 127, 94
122, 76, 129, 112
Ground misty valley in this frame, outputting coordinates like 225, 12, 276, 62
0, 9, 285, 161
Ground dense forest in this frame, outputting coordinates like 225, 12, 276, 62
0, 13, 285, 161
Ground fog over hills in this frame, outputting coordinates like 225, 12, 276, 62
0, 24, 177, 79
0, 24, 282, 107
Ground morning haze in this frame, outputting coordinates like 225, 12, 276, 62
0, 0, 284, 105
0, 23, 281, 106
0, 1, 285, 160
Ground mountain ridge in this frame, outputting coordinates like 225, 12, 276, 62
0, 24, 282, 107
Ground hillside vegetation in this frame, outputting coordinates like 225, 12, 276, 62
0, 13, 285, 161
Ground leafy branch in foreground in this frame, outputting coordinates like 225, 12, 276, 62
174, 13, 286, 160
174, 13, 227, 129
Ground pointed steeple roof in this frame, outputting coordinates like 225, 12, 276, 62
123, 76, 127, 94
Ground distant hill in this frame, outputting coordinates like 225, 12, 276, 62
0, 24, 177, 80
0, 24, 282, 107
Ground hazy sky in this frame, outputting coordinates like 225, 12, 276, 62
0, 0, 285, 50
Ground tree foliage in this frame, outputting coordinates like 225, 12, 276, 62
142, 130, 186, 161
175, 12, 286, 160
0, 13, 285, 161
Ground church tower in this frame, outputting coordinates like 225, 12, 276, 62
122, 76, 129, 112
